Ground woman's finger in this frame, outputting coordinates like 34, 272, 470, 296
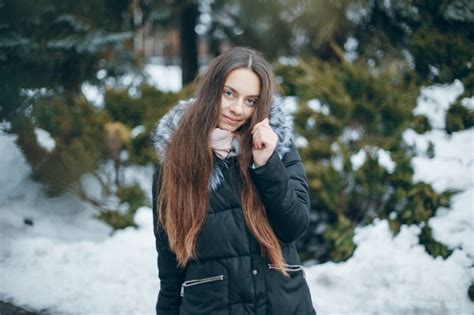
251, 117, 270, 134
252, 129, 263, 149
252, 123, 271, 137
253, 128, 273, 150
253, 132, 262, 150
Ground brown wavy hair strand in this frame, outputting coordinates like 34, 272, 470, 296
157, 47, 289, 276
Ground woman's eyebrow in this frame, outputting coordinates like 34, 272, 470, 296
224, 85, 259, 98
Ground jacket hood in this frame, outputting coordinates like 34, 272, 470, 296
151, 97, 295, 190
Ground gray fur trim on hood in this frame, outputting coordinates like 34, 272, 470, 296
151, 97, 295, 191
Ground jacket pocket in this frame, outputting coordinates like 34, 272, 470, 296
180, 274, 224, 297
268, 263, 306, 278
266, 263, 314, 314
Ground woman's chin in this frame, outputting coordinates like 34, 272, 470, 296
217, 124, 237, 132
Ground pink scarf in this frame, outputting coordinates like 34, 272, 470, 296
210, 128, 235, 159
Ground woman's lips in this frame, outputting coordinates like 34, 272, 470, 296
223, 115, 240, 124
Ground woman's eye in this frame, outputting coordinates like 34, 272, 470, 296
224, 90, 233, 97
246, 98, 257, 106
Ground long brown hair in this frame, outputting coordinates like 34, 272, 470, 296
157, 47, 288, 276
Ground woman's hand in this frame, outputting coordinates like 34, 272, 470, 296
251, 118, 278, 167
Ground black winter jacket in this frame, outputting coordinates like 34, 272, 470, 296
151, 98, 316, 315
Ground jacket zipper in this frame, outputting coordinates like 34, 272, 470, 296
268, 263, 306, 278
180, 275, 224, 297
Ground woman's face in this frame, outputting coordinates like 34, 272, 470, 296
216, 68, 261, 132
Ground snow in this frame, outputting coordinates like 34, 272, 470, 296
77, 160, 153, 213
405, 128, 474, 192
123, 164, 154, 201
413, 79, 464, 129
344, 36, 359, 62
306, 221, 473, 315
462, 96, 474, 110
81, 82, 104, 108
34, 128, 56, 152
307, 99, 330, 115
377, 148, 396, 174
278, 56, 299, 66
350, 146, 396, 173
144, 64, 182, 92
0, 120, 12, 132
131, 125, 146, 139
0, 133, 111, 243
306, 117, 316, 129
430, 187, 474, 257
314, 80, 473, 314
351, 149, 367, 170
1, 208, 156, 315
1, 79, 473, 314
340, 126, 363, 143
330, 142, 343, 172
295, 135, 309, 148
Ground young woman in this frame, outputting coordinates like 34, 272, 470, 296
151, 47, 316, 315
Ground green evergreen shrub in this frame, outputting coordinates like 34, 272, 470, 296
446, 101, 474, 133
419, 225, 452, 259
96, 184, 146, 230
411, 115, 432, 133
103, 83, 193, 165
469, 283, 474, 302
426, 141, 435, 159
31, 95, 106, 195
276, 57, 452, 263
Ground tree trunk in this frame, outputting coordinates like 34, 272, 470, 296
179, 1, 199, 85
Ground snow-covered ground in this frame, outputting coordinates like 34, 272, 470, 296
0, 80, 473, 314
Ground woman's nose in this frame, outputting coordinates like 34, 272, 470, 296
230, 97, 244, 115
